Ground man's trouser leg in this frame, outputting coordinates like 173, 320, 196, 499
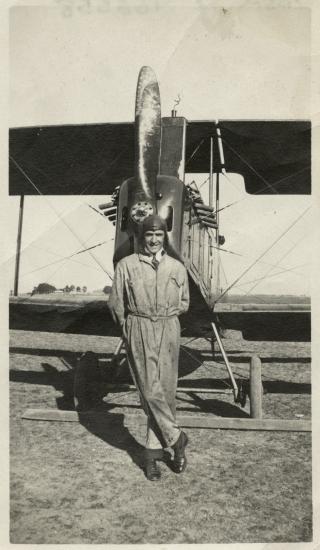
124, 315, 181, 448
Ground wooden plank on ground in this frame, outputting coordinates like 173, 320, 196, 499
104, 384, 233, 394
178, 416, 311, 432
22, 409, 82, 422
22, 409, 311, 432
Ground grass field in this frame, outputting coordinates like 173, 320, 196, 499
10, 329, 312, 544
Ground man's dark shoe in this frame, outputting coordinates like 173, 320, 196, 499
171, 431, 188, 473
145, 459, 161, 481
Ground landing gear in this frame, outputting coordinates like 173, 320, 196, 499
235, 379, 247, 408
211, 322, 239, 401
73, 352, 104, 411
211, 322, 263, 417
73, 340, 129, 411
72, 324, 263, 417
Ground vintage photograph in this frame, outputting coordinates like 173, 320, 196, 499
6, 0, 314, 544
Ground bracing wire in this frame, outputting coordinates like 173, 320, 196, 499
185, 138, 205, 167
209, 244, 243, 257
10, 157, 85, 254
41, 218, 112, 284
189, 237, 304, 274
87, 203, 108, 218
44, 230, 115, 286
10, 155, 114, 281
186, 138, 310, 300
23, 244, 105, 276
214, 168, 309, 253
43, 212, 115, 285
77, 150, 123, 196
25, 213, 107, 263
216, 166, 310, 215
232, 262, 308, 291
219, 257, 229, 287
24, 146, 125, 198
214, 206, 311, 302
185, 130, 309, 213
221, 137, 279, 193
179, 345, 232, 390
199, 176, 210, 189
22, 239, 112, 277
242, 233, 308, 296
219, 169, 245, 195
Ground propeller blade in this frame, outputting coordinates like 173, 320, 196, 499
134, 66, 161, 202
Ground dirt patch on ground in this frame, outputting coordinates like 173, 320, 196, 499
10, 330, 311, 543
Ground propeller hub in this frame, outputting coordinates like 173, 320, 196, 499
130, 201, 154, 223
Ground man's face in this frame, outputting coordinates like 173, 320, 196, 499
143, 230, 165, 255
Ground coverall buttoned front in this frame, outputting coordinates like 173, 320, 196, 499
108, 251, 189, 449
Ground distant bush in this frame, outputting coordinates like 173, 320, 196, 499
103, 285, 112, 294
64, 285, 76, 293
32, 283, 56, 295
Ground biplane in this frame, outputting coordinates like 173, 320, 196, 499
9, 66, 311, 423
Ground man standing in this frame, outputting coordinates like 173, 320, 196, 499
108, 214, 189, 481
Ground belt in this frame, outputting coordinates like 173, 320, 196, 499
128, 311, 177, 322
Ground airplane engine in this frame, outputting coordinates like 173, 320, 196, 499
112, 65, 188, 265
113, 174, 187, 264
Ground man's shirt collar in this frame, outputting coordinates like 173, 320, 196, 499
139, 248, 166, 265
154, 248, 165, 262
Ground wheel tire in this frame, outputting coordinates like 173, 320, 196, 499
74, 352, 103, 411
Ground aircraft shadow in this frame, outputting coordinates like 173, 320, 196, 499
10, 363, 76, 410
212, 355, 311, 364
10, 356, 310, 467
177, 377, 311, 395
78, 404, 147, 472
9, 347, 114, 360
10, 346, 310, 367
10, 346, 311, 411
176, 393, 249, 418
180, 346, 310, 367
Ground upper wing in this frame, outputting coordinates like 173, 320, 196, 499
9, 122, 134, 195
9, 119, 311, 195
186, 120, 311, 194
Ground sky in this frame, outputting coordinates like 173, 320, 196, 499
4, 1, 313, 295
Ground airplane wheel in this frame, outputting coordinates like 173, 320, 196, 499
74, 352, 103, 411
235, 379, 247, 408
250, 355, 263, 419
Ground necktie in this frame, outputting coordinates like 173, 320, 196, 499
152, 255, 159, 270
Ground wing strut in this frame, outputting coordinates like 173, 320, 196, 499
14, 195, 24, 296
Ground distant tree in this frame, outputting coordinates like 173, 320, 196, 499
103, 285, 111, 294
36, 283, 56, 294
70, 285, 75, 292
76, 286, 81, 292
64, 285, 70, 293
82, 286, 87, 293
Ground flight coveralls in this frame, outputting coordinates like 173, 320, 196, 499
108, 251, 190, 451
